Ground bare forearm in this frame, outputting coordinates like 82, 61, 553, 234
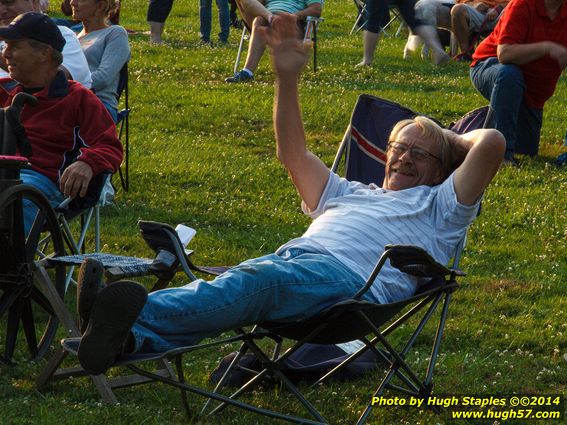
274, 75, 329, 210
498, 42, 552, 65
274, 75, 304, 165
451, 129, 505, 205
295, 3, 322, 20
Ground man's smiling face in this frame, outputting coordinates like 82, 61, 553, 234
383, 123, 444, 191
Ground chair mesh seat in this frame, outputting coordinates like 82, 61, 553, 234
48, 253, 153, 276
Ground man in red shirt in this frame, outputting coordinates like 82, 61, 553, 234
0, 12, 122, 228
470, 0, 567, 163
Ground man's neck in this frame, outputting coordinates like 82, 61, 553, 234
20, 68, 59, 92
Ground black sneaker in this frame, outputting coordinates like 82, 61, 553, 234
78, 281, 147, 375
77, 258, 105, 334
225, 70, 253, 83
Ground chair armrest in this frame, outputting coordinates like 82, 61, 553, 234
384, 244, 451, 278
138, 220, 200, 281
55, 171, 112, 219
353, 244, 458, 300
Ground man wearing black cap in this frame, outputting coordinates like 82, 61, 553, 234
0, 12, 123, 229
0, 0, 91, 88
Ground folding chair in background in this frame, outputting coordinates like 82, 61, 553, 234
351, 0, 406, 36
53, 61, 133, 285
41, 95, 489, 423
46, 61, 131, 284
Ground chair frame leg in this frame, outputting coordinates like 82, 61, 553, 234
234, 27, 248, 74
354, 290, 452, 424
127, 361, 327, 425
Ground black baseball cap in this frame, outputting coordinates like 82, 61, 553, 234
0, 12, 66, 52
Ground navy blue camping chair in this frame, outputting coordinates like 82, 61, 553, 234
43, 95, 489, 423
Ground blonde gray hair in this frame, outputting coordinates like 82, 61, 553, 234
389, 115, 455, 179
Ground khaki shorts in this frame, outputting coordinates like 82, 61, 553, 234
461, 4, 502, 32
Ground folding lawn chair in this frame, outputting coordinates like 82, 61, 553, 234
42, 95, 491, 423
49, 172, 114, 289
52, 61, 132, 285
351, 0, 406, 36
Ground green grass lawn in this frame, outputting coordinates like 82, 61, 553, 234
0, 0, 566, 424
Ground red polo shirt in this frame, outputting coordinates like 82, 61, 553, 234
472, 0, 567, 109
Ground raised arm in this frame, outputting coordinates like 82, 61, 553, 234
445, 128, 505, 205
257, 13, 329, 211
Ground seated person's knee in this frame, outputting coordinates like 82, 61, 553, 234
252, 15, 269, 28
496, 64, 524, 84
451, 4, 468, 19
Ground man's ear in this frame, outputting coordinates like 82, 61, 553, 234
36, 46, 52, 63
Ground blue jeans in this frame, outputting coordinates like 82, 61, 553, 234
131, 248, 372, 353
199, 0, 230, 42
101, 99, 118, 123
20, 169, 65, 234
470, 57, 543, 158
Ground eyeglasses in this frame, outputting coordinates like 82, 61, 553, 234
387, 141, 441, 162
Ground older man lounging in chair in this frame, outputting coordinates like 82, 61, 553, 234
75, 13, 505, 375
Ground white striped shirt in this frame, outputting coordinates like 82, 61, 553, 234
277, 171, 480, 304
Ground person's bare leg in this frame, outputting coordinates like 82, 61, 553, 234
414, 25, 450, 65
356, 30, 380, 67
242, 17, 268, 73
404, 31, 424, 59
450, 4, 471, 54
237, 0, 271, 26
148, 21, 165, 44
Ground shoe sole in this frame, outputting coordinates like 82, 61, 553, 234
78, 282, 147, 375
77, 259, 105, 334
